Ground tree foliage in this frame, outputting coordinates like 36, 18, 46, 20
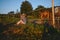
35, 5, 45, 10
8, 11, 14, 14
20, 1, 33, 15
33, 5, 46, 18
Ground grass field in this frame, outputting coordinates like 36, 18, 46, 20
0, 16, 60, 40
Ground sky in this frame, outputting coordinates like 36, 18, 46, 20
0, 0, 60, 14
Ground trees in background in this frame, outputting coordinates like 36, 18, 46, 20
35, 5, 45, 10
33, 5, 46, 18
20, 1, 33, 15
8, 11, 14, 14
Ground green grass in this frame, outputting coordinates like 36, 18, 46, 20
0, 15, 60, 40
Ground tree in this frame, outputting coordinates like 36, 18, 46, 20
8, 11, 14, 17
35, 5, 45, 10
33, 5, 46, 18
20, 1, 33, 15
8, 11, 14, 14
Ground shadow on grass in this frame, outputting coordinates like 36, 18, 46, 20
41, 22, 60, 40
